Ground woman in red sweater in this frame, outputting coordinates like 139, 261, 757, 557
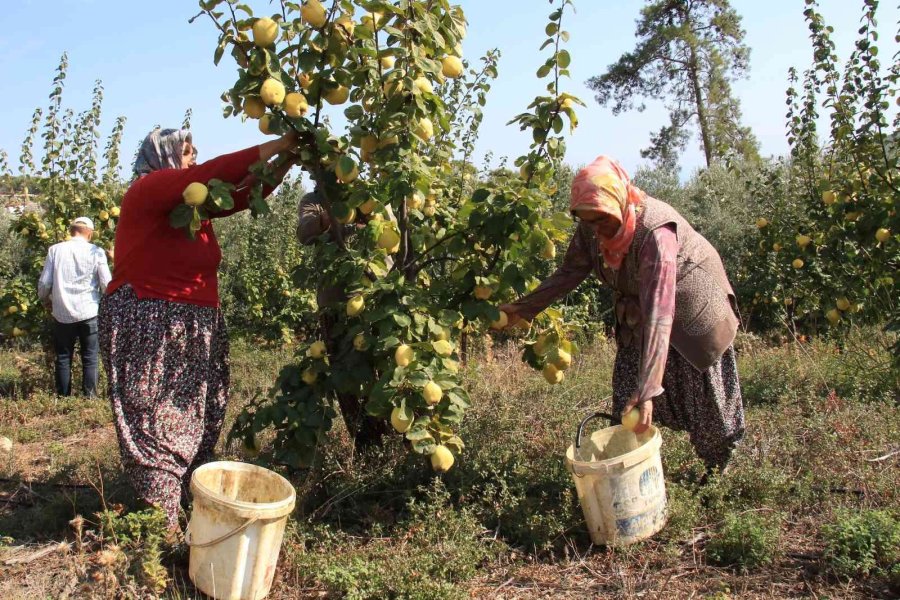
99, 127, 296, 529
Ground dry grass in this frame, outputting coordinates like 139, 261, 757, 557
0, 331, 897, 599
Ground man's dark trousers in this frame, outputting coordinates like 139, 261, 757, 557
53, 317, 99, 397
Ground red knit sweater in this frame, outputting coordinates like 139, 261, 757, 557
108, 145, 265, 308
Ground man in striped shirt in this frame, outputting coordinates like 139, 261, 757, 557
37, 217, 112, 397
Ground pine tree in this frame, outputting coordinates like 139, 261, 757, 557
587, 0, 759, 168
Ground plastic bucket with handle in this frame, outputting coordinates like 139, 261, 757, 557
565, 409, 667, 546
187, 461, 296, 600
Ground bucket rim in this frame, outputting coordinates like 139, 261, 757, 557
190, 460, 296, 517
565, 424, 662, 473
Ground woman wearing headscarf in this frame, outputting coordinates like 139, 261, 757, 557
99, 127, 297, 529
501, 156, 744, 472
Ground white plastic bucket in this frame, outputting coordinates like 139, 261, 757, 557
187, 461, 296, 600
565, 412, 667, 546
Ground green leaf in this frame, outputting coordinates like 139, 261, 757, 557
298, 50, 320, 71
392, 313, 411, 327
337, 155, 356, 176
556, 50, 571, 69
407, 371, 429, 387
209, 184, 235, 211
397, 402, 413, 423
410, 437, 437, 455
365, 393, 392, 418
344, 105, 364, 120
433, 372, 457, 388
249, 50, 267, 76
471, 188, 491, 203
553, 115, 564, 134
214, 43, 226, 66
446, 388, 471, 409
381, 336, 401, 350
405, 427, 433, 442
169, 204, 194, 229
444, 435, 465, 453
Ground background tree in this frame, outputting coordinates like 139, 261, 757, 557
215, 180, 319, 345
751, 0, 898, 352
586, 0, 759, 169
0, 54, 126, 341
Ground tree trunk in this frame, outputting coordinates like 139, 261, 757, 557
460, 330, 469, 366
682, 6, 714, 167
352, 414, 389, 452
687, 54, 712, 166
320, 313, 387, 451
399, 197, 418, 280
334, 391, 388, 452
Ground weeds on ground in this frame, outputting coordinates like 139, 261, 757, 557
822, 509, 900, 583
0, 349, 49, 399
700, 460, 796, 519
288, 479, 503, 600
661, 482, 705, 542
705, 511, 782, 571
93, 506, 171, 596
737, 327, 897, 407
0, 486, 108, 540
455, 450, 582, 552
0, 392, 111, 446
739, 344, 820, 406
1, 327, 898, 597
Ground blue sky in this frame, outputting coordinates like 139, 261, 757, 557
1, 1, 897, 181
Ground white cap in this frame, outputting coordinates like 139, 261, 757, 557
71, 217, 95, 230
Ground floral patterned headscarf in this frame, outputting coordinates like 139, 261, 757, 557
569, 155, 647, 269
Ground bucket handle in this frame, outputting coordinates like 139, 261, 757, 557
184, 516, 260, 548
575, 406, 617, 449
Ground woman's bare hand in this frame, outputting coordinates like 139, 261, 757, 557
622, 393, 653, 434
259, 132, 299, 162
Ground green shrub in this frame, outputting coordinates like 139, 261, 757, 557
706, 511, 781, 571
814, 327, 898, 404
459, 452, 581, 551
0, 486, 105, 541
216, 182, 318, 343
735, 326, 896, 408
704, 462, 794, 515
0, 210, 27, 291
738, 345, 819, 406
659, 429, 707, 485
96, 507, 170, 596
290, 480, 501, 599
661, 482, 705, 542
0, 367, 19, 397
822, 509, 900, 580
740, 356, 798, 405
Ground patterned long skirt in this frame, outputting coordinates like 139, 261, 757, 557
612, 345, 745, 471
99, 285, 230, 528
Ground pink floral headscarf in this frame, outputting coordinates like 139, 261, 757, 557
570, 155, 647, 269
